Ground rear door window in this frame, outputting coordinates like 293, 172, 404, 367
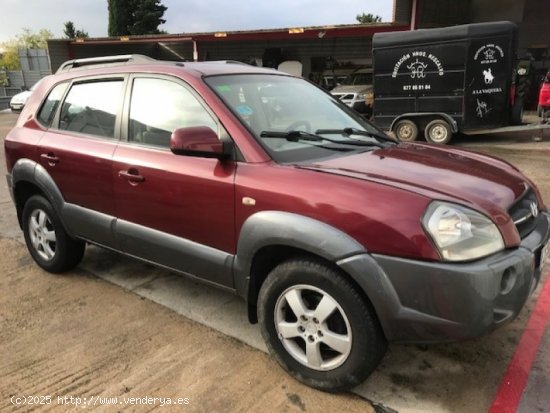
59, 79, 124, 139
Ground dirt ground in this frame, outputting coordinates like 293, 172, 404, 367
0, 237, 371, 412
1, 110, 549, 412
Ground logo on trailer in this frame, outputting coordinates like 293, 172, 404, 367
474, 44, 504, 65
483, 48, 496, 62
407, 59, 428, 79
476, 99, 490, 118
483, 68, 494, 84
392, 51, 445, 78
392, 51, 445, 91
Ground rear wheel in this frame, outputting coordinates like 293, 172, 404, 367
424, 119, 452, 144
393, 119, 418, 142
258, 258, 387, 392
22, 195, 85, 273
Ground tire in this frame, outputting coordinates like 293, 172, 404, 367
537, 104, 543, 117
393, 119, 418, 142
516, 75, 532, 101
258, 258, 387, 392
511, 97, 524, 125
424, 119, 452, 144
22, 195, 85, 273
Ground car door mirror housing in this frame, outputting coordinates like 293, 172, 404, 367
170, 126, 230, 159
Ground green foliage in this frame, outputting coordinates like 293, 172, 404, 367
356, 13, 382, 24
108, 0, 133, 36
0, 47, 21, 70
0, 28, 53, 70
16, 28, 53, 49
108, 0, 167, 36
130, 0, 167, 35
0, 70, 9, 86
64, 21, 89, 39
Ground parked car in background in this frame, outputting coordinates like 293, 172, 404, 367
9, 79, 44, 112
537, 69, 550, 117
330, 67, 374, 117
319, 68, 355, 90
4, 55, 549, 392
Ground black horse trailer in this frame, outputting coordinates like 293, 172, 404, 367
372, 21, 523, 144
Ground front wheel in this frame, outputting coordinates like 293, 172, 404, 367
258, 258, 387, 392
22, 195, 85, 273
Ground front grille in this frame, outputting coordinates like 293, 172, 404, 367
508, 187, 539, 238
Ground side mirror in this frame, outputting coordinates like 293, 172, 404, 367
169, 126, 230, 159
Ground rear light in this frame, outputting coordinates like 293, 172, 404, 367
539, 83, 550, 106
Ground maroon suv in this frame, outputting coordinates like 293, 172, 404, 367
5, 55, 550, 391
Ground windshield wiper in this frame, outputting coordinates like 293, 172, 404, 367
260, 130, 383, 147
315, 127, 397, 145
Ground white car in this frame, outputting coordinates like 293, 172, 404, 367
9, 80, 43, 112
330, 68, 374, 116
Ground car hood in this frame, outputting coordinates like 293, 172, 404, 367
298, 143, 528, 215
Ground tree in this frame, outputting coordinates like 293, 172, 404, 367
63, 21, 89, 39
64, 21, 76, 38
0, 47, 20, 70
130, 0, 167, 35
108, 0, 167, 36
108, 0, 133, 36
356, 13, 382, 24
16, 28, 53, 49
0, 28, 53, 70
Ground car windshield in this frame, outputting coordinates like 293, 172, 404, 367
342, 72, 373, 85
205, 74, 391, 163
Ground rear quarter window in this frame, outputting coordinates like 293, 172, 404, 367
37, 82, 69, 127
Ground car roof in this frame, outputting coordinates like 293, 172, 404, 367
54, 54, 283, 80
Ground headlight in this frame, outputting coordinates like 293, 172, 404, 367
422, 201, 504, 261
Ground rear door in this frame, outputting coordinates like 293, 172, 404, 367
37, 76, 126, 246
112, 75, 236, 287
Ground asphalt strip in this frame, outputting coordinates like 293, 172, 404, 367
489, 271, 550, 413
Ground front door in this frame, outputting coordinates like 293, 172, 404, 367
112, 76, 236, 287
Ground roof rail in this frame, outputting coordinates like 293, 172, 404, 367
221, 60, 249, 65
56, 54, 156, 73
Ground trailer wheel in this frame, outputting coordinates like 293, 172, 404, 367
393, 120, 418, 142
424, 119, 452, 144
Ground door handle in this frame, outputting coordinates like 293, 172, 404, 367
40, 153, 60, 165
118, 169, 145, 184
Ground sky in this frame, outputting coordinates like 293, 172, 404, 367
0, 0, 393, 43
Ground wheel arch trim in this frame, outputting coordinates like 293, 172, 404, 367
235, 211, 380, 321
11, 159, 67, 229
235, 211, 366, 292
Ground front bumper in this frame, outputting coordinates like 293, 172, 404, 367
338, 212, 550, 343
10, 102, 24, 111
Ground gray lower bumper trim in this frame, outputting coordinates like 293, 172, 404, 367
339, 212, 550, 343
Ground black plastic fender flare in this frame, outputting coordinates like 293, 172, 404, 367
10, 159, 67, 229
234, 211, 402, 337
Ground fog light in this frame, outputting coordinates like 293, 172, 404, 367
500, 267, 517, 295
